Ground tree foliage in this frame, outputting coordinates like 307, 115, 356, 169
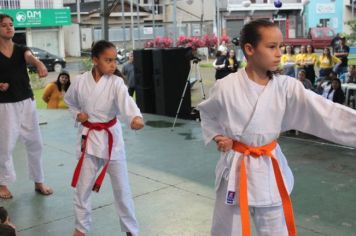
346, 19, 356, 45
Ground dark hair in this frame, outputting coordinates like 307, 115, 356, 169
332, 78, 341, 87
0, 14, 13, 23
240, 19, 277, 57
323, 47, 332, 65
0, 224, 16, 236
0, 207, 8, 223
91, 40, 116, 58
114, 69, 128, 85
298, 69, 306, 75
240, 19, 279, 79
285, 45, 295, 55
55, 70, 71, 92
306, 44, 315, 53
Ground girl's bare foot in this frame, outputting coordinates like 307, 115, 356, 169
34, 183, 53, 196
73, 228, 85, 236
0, 185, 13, 199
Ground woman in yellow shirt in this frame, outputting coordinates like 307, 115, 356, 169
304, 44, 318, 85
280, 45, 296, 77
295, 45, 306, 76
42, 70, 71, 109
317, 47, 341, 79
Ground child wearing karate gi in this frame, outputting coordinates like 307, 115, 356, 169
198, 19, 356, 236
64, 40, 144, 236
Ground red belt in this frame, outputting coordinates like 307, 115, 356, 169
71, 118, 117, 192
232, 140, 297, 236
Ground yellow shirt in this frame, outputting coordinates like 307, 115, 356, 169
304, 53, 317, 65
42, 83, 68, 109
295, 53, 306, 68
280, 54, 296, 66
318, 55, 341, 69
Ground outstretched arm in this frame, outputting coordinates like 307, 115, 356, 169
24, 50, 48, 78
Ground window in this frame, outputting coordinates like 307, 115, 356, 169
0, 0, 20, 9
35, 0, 53, 8
319, 18, 330, 28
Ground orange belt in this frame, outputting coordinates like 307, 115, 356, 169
232, 140, 297, 236
71, 118, 117, 192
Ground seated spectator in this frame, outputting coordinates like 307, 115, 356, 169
340, 65, 356, 84
42, 70, 71, 109
316, 71, 337, 96
0, 224, 16, 236
297, 70, 313, 90
0, 207, 16, 232
326, 78, 345, 104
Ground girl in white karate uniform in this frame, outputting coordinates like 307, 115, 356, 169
198, 19, 356, 236
64, 40, 144, 236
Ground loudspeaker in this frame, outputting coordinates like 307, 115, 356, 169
152, 48, 191, 118
133, 49, 155, 113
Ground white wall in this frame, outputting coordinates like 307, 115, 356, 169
81, 27, 93, 49
20, 0, 35, 8
63, 23, 81, 56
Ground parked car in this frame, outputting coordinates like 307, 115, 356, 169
28, 47, 66, 73
117, 48, 129, 64
283, 27, 336, 51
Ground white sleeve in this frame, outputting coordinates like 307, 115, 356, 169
115, 80, 142, 127
197, 81, 225, 145
64, 76, 81, 121
282, 79, 356, 148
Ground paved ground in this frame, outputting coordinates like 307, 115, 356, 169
1, 110, 355, 236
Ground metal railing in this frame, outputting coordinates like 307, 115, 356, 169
34, 0, 53, 8
0, 0, 20, 9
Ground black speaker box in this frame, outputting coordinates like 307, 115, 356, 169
133, 49, 155, 113
152, 48, 191, 118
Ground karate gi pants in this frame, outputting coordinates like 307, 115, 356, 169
211, 179, 288, 236
74, 154, 138, 235
0, 98, 44, 185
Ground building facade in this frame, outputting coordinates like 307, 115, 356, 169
304, 0, 344, 33
64, 0, 214, 52
220, 0, 306, 39
0, 0, 71, 57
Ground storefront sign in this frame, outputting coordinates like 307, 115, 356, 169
0, 8, 71, 28
316, 3, 335, 14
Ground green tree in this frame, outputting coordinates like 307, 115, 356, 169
346, 19, 356, 45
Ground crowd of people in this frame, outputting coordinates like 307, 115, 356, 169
213, 34, 355, 108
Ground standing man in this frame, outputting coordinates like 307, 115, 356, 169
334, 36, 350, 76
0, 14, 53, 199
122, 51, 135, 97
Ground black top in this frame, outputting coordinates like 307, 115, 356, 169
0, 44, 33, 103
335, 45, 350, 67
215, 56, 229, 80
328, 88, 345, 104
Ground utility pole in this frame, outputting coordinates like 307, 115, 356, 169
200, 0, 204, 36
100, 0, 109, 40
77, 0, 81, 23
136, 0, 141, 48
173, 0, 177, 46
121, 0, 126, 49
130, 0, 135, 49
152, 0, 156, 46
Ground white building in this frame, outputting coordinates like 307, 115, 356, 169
0, 0, 71, 57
